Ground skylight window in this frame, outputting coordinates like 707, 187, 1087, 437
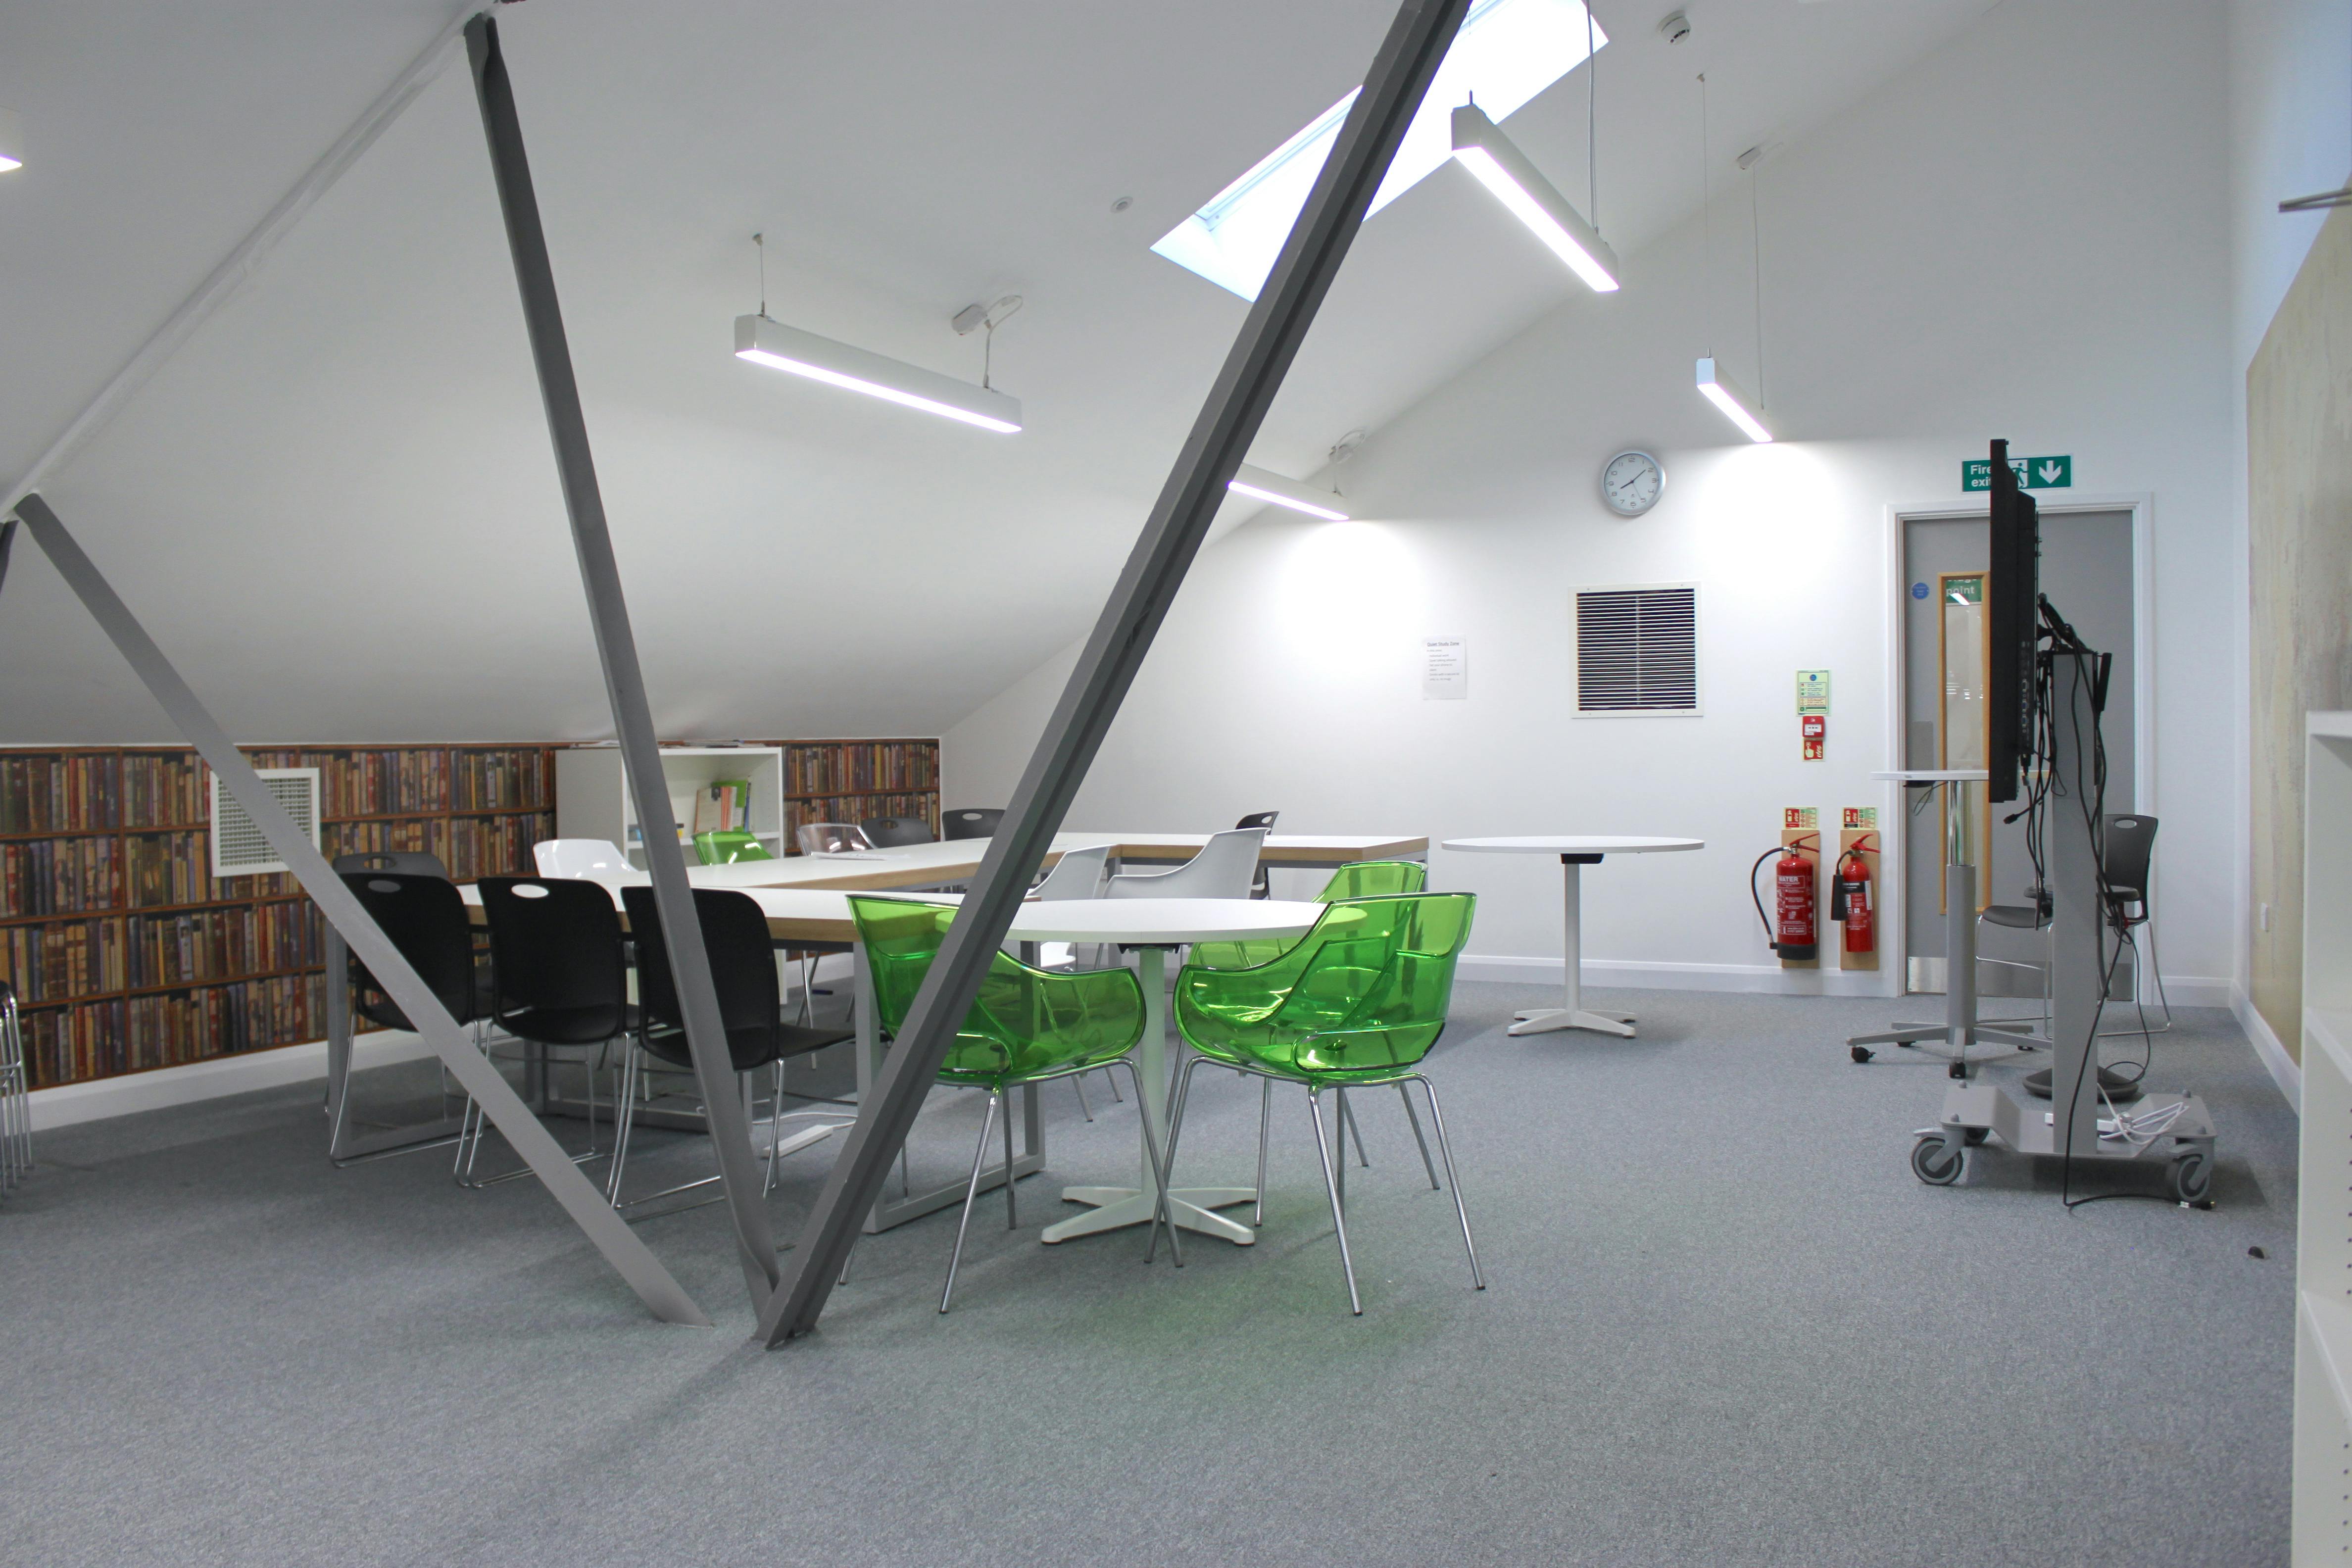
1152, 0, 1606, 300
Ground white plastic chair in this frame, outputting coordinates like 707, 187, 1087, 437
1029, 843, 1111, 901
1103, 827, 1267, 901
533, 838, 631, 878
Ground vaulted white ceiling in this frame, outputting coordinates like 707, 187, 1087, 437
0, 0, 1997, 743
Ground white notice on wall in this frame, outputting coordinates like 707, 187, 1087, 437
1422, 636, 1468, 700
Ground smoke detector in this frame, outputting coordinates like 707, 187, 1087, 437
1658, 10, 1692, 44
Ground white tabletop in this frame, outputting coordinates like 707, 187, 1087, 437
1869, 770, 1987, 782
1441, 835, 1704, 855
460, 882, 1322, 947
871, 894, 1324, 946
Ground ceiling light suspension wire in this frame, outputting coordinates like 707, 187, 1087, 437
753, 232, 767, 318
1586, 1, 1599, 231
1750, 156, 1764, 406
1699, 71, 1712, 357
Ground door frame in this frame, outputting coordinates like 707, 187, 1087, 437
1879, 492, 2156, 1000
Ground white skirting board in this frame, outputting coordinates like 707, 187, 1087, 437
1459, 954, 2242, 1007
27, 1029, 439, 1133
2234, 980, 2303, 1114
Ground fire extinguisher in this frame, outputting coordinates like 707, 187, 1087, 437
1831, 836, 1875, 956
1750, 834, 1819, 960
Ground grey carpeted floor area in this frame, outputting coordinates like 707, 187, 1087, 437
0, 983, 2295, 1567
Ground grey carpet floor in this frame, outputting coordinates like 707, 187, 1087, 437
0, 983, 2295, 1567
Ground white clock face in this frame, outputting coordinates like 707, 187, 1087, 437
1602, 450, 1665, 517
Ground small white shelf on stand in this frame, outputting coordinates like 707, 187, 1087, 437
1441, 836, 1703, 1038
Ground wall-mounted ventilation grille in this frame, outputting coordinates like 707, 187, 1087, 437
209, 768, 321, 878
1574, 584, 1700, 714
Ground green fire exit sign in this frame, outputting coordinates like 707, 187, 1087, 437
1962, 454, 2071, 491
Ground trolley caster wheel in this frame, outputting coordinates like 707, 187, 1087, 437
1911, 1136, 1965, 1186
2168, 1149, 2213, 1206
1947, 1061, 1969, 1080
1851, 1046, 1874, 1064
1963, 1127, 1989, 1146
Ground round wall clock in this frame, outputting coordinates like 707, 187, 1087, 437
1601, 450, 1666, 517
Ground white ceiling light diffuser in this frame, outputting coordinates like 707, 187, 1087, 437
1449, 103, 1618, 292
733, 314, 1021, 434
1229, 463, 1350, 521
0, 110, 23, 172
1695, 357, 1770, 444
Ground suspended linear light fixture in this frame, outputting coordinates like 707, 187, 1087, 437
731, 234, 1022, 433
1695, 357, 1769, 444
1228, 462, 1350, 521
0, 110, 23, 172
1689, 75, 1770, 443
1450, 103, 1619, 292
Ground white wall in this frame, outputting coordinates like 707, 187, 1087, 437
946, 0, 2240, 999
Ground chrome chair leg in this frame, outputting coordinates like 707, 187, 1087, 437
1254, 1077, 1273, 1227
1003, 1081, 1019, 1230
1146, 1055, 1199, 1268
1103, 1066, 1124, 1103
1307, 1087, 1363, 1316
765, 1061, 784, 1194
899, 1141, 912, 1198
1413, 1074, 1483, 1290
940, 1090, 1002, 1314
1108, 1058, 1169, 1268
606, 1044, 640, 1206
1339, 1086, 1370, 1169
1072, 1072, 1094, 1122
1397, 1080, 1439, 1189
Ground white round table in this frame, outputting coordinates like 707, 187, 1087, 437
1441, 836, 1703, 1037
996, 898, 1324, 1246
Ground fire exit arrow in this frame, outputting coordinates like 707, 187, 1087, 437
1961, 454, 2072, 491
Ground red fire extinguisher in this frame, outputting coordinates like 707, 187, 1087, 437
1832, 836, 1875, 956
1751, 834, 1819, 960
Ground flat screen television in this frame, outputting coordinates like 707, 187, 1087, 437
1984, 438, 2040, 805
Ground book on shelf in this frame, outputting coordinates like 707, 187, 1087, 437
691, 779, 751, 836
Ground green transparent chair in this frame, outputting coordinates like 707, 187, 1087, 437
1188, 859, 1428, 971
694, 829, 773, 865
847, 895, 1164, 1312
1187, 859, 1433, 1179
1159, 892, 1481, 1314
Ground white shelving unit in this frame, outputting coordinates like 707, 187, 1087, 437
553, 746, 785, 868
2296, 711, 2352, 1563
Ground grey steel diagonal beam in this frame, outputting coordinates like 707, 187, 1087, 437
464, 13, 780, 1309
759, 0, 1475, 1346
12, 493, 711, 1326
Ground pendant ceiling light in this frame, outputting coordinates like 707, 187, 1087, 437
1228, 462, 1350, 521
1450, 104, 1618, 292
1449, 1, 1615, 293
1691, 74, 1770, 443
732, 235, 1022, 434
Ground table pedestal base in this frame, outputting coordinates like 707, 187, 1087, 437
1042, 1184, 1257, 1245
1509, 1006, 1635, 1038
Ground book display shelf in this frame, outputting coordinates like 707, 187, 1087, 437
763, 738, 941, 849
0, 745, 556, 1089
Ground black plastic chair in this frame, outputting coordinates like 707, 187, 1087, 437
941, 808, 1002, 841
861, 815, 935, 848
1236, 810, 1279, 897
613, 886, 856, 1209
467, 877, 631, 1186
337, 872, 491, 1033
330, 851, 462, 1027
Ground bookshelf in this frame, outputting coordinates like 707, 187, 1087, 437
762, 738, 942, 850
0, 744, 556, 1089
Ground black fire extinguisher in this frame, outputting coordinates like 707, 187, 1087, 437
1751, 835, 1819, 960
